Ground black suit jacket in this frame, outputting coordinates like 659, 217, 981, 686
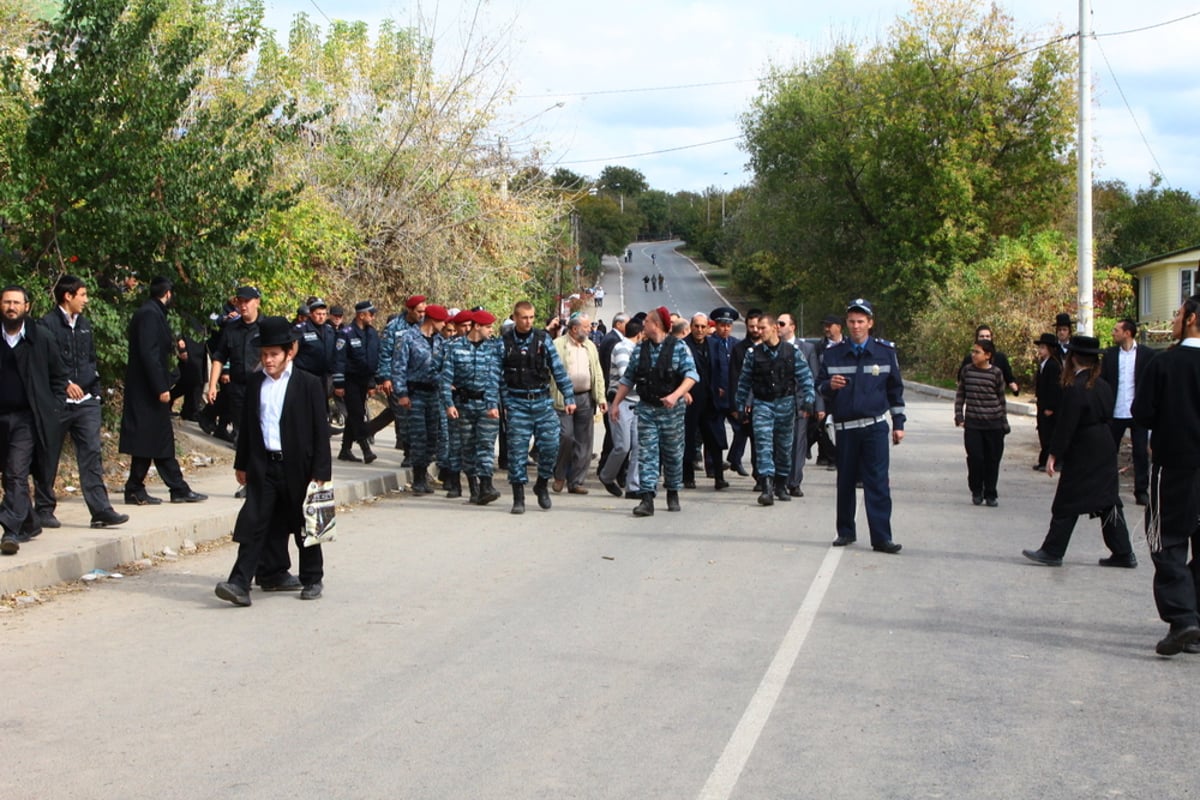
1099, 344, 1155, 419
233, 367, 332, 537
10, 319, 68, 452
1034, 355, 1063, 416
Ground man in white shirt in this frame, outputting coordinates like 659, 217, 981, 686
1100, 318, 1155, 506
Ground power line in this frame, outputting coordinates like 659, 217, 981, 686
516, 78, 759, 100
555, 136, 744, 166
1095, 9, 1200, 38
1094, 37, 1170, 186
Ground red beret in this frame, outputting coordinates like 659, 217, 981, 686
450, 309, 474, 324
472, 309, 496, 326
655, 306, 671, 330
424, 304, 450, 322
405, 294, 427, 309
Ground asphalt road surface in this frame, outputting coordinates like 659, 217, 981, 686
1, 245, 1192, 799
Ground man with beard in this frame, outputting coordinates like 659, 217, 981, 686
0, 286, 69, 554
120, 277, 207, 506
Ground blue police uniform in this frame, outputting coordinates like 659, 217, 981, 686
293, 319, 336, 378
441, 336, 502, 497
501, 328, 574, 488
333, 321, 380, 459
735, 340, 814, 493
817, 334, 905, 548
392, 325, 445, 473
620, 336, 699, 498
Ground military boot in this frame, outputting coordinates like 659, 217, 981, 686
534, 476, 552, 510
666, 490, 681, 512
411, 466, 433, 494
757, 479, 775, 506
466, 475, 480, 504
633, 493, 655, 517
445, 471, 462, 499
511, 483, 526, 515
478, 475, 501, 505
774, 475, 791, 502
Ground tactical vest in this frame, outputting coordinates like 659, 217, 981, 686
634, 336, 679, 405
751, 342, 796, 401
502, 329, 550, 389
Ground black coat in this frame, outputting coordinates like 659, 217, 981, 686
232, 368, 332, 539
1099, 344, 1154, 415
1049, 372, 1118, 516
9, 319, 68, 453
119, 298, 179, 459
1034, 355, 1063, 415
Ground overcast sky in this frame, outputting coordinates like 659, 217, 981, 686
261, 1, 1200, 195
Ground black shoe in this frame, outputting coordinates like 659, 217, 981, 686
360, 441, 377, 464
753, 478, 765, 493
774, 477, 791, 502
1156, 625, 1200, 656
666, 490, 680, 512
788, 485, 803, 498
729, 461, 749, 477
338, 450, 362, 463
400, 456, 412, 468
872, 542, 902, 554
972, 493, 983, 506
1, 532, 19, 555
90, 509, 129, 528
170, 491, 208, 503
534, 477, 552, 510
601, 479, 623, 497
125, 491, 162, 506
832, 536, 855, 547
1098, 554, 1138, 568
16, 525, 41, 543
410, 466, 434, 495
683, 480, 697, 489
757, 488, 774, 506
259, 573, 302, 592
478, 476, 501, 506
446, 471, 462, 499
214, 581, 251, 606
1135, 491, 1149, 506
633, 494, 655, 517
467, 475, 480, 505
1022, 548, 1062, 567
825, 463, 837, 471
714, 479, 730, 491
38, 513, 62, 529
199, 416, 217, 436
1184, 641, 1200, 655
234, 486, 247, 499
300, 582, 323, 600
511, 484, 526, 515
1031, 463, 1046, 472
985, 498, 998, 507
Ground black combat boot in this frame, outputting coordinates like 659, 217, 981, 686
446, 471, 462, 499
633, 493, 655, 517
774, 475, 791, 502
757, 479, 775, 506
411, 466, 433, 494
666, 490, 681, 512
534, 476, 552, 510
466, 475, 480, 504
359, 438, 377, 464
511, 483, 526, 515
478, 475, 501, 505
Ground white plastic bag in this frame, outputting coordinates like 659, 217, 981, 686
302, 481, 336, 547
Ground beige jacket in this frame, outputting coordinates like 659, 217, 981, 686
550, 335, 606, 411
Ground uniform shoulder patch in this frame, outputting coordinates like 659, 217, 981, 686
873, 337, 896, 349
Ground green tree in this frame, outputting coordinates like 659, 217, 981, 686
576, 194, 639, 261
737, 0, 1077, 335
597, 165, 648, 197
1096, 175, 1200, 268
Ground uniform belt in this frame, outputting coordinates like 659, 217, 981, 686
408, 381, 437, 392
267, 450, 284, 461
454, 388, 485, 401
507, 388, 548, 398
834, 414, 887, 431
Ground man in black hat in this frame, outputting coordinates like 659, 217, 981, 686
1054, 313, 1073, 357
1031, 332, 1063, 471
119, 277, 207, 506
704, 306, 741, 490
215, 316, 332, 605
333, 300, 380, 463
206, 286, 262, 447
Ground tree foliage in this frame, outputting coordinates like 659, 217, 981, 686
1095, 175, 1200, 268
736, 0, 1077, 335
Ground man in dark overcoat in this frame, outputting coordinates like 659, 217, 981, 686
215, 317, 332, 606
1, 285, 68, 555
119, 277, 206, 505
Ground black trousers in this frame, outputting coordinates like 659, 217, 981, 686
1038, 504, 1134, 561
33, 401, 113, 516
1109, 417, 1149, 495
341, 379, 369, 453
125, 456, 190, 497
229, 460, 323, 590
1147, 464, 1200, 630
963, 427, 1005, 500
1035, 411, 1056, 467
0, 409, 35, 537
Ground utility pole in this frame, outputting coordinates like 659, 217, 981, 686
1077, 0, 1094, 335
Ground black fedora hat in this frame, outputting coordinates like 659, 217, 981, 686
1054, 312, 1074, 328
1065, 334, 1101, 356
1033, 332, 1058, 348
256, 316, 299, 348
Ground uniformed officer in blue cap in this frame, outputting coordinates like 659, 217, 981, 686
816, 298, 904, 553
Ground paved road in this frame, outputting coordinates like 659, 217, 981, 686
1, 247, 1192, 799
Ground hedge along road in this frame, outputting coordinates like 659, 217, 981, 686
0, 247, 1189, 799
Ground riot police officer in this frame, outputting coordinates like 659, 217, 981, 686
333, 300, 381, 463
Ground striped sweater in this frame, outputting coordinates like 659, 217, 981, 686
955, 364, 1007, 430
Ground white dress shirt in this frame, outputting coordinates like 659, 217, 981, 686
1113, 344, 1137, 419
260, 363, 292, 452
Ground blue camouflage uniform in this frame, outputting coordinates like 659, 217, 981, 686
501, 328, 574, 485
377, 314, 417, 448
621, 336, 699, 495
735, 339, 814, 479
440, 335, 502, 477
392, 326, 445, 470
817, 336, 905, 546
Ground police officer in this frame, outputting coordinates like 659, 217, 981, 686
441, 309, 503, 505
373, 295, 427, 456
734, 312, 814, 507
501, 300, 575, 514
293, 297, 336, 380
817, 298, 904, 553
393, 303, 449, 494
705, 306, 740, 490
611, 306, 698, 517
206, 286, 262, 446
333, 300, 380, 463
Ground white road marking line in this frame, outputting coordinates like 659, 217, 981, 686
697, 545, 844, 800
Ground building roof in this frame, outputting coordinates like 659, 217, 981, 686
1126, 244, 1200, 273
